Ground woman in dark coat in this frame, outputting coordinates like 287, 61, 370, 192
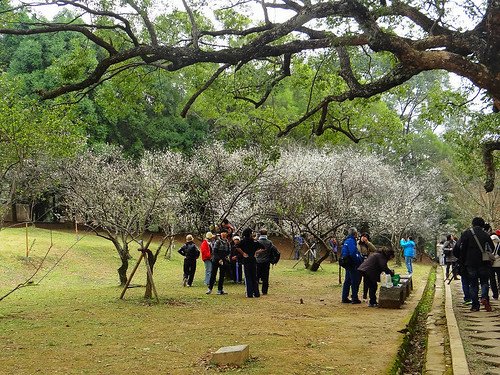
357, 249, 395, 307
235, 228, 265, 298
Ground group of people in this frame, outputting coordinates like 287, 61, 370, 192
178, 222, 277, 298
340, 227, 396, 307
451, 217, 500, 312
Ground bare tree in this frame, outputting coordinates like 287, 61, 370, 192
60, 146, 183, 287
263, 146, 394, 270
370, 168, 444, 264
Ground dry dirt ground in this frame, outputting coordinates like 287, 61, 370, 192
0, 227, 430, 374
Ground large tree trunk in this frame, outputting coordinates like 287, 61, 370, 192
309, 245, 331, 272
391, 234, 402, 267
117, 257, 129, 286
144, 250, 157, 299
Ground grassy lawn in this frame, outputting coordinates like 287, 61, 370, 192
0, 227, 431, 374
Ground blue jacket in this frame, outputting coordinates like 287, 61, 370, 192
400, 239, 416, 257
341, 235, 363, 267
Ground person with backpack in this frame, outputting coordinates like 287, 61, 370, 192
206, 230, 231, 295
443, 234, 458, 280
256, 228, 277, 295
340, 227, 364, 304
235, 227, 266, 298
455, 217, 495, 312
178, 234, 200, 287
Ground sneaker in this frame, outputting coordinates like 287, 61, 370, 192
351, 299, 362, 304
481, 298, 492, 312
205, 289, 212, 295
463, 300, 472, 306
341, 299, 352, 304
216, 290, 227, 295
368, 303, 379, 308
182, 278, 188, 287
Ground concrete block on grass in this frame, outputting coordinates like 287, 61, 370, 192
211, 344, 249, 366
379, 285, 404, 309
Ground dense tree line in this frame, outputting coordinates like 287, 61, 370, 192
0, 1, 498, 247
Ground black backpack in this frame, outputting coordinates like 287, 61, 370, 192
269, 244, 281, 265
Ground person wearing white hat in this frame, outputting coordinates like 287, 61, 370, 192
489, 231, 500, 299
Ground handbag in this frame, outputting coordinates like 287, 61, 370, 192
339, 255, 353, 268
470, 228, 495, 263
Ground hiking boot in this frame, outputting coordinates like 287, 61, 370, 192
481, 298, 492, 312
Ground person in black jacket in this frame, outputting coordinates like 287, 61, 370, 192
357, 249, 395, 307
456, 217, 495, 312
207, 230, 231, 295
257, 228, 275, 295
236, 227, 266, 298
452, 237, 471, 305
178, 234, 200, 287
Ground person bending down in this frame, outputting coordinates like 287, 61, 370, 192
358, 249, 395, 307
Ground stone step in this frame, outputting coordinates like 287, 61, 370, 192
483, 356, 500, 366
470, 332, 500, 340
464, 323, 500, 332
471, 339, 500, 347
475, 346, 500, 356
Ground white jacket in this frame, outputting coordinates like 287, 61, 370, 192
492, 234, 500, 268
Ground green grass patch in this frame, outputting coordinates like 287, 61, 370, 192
389, 265, 436, 374
1, 227, 431, 374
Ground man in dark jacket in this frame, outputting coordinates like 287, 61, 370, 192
453, 237, 471, 305
178, 234, 200, 287
207, 230, 231, 295
358, 249, 395, 307
456, 217, 495, 312
257, 228, 274, 295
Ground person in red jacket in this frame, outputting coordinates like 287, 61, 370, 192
201, 232, 214, 286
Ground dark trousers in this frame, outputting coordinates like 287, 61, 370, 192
243, 258, 259, 297
183, 258, 196, 286
365, 276, 378, 305
467, 265, 491, 309
257, 262, 270, 295
209, 259, 226, 292
490, 267, 500, 299
362, 275, 369, 299
446, 262, 459, 279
